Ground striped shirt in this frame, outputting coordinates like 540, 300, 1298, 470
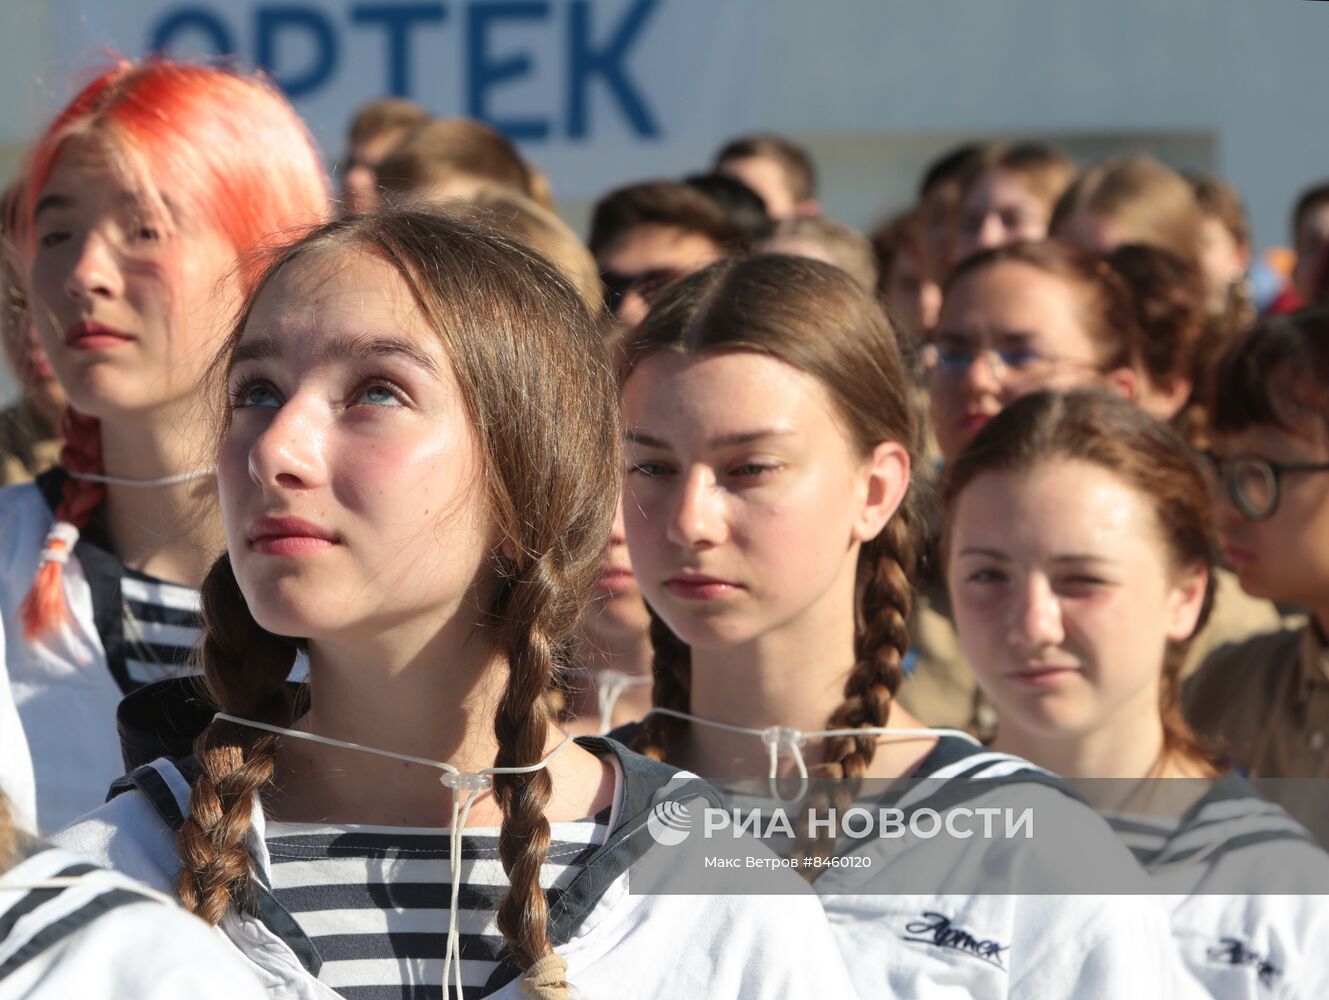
266, 809, 610, 999
120, 568, 203, 689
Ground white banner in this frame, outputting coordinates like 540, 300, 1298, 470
45, 0, 769, 201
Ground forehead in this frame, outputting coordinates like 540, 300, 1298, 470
600, 224, 720, 275
623, 349, 841, 437
968, 170, 1038, 207
240, 249, 437, 352
943, 262, 1084, 331
954, 460, 1159, 552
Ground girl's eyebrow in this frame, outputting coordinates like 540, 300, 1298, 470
229, 331, 441, 375
33, 193, 73, 219
625, 428, 796, 448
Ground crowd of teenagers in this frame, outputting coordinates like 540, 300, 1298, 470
1, 56, 1329, 999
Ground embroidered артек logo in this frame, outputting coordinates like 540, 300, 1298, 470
902, 912, 1009, 969
1206, 938, 1280, 987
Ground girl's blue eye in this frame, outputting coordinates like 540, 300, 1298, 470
731, 463, 775, 478
38, 232, 69, 248
968, 568, 1007, 584
360, 384, 403, 406
232, 380, 279, 409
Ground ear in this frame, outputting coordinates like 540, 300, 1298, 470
1100, 365, 1139, 403
1151, 375, 1193, 422
851, 440, 911, 543
1165, 562, 1209, 642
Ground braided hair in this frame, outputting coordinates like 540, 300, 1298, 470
176, 210, 617, 998
621, 255, 919, 782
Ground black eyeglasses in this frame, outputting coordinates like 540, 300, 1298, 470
1203, 451, 1329, 520
599, 267, 682, 315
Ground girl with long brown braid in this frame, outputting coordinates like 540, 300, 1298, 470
616, 254, 1180, 998
54, 210, 856, 1000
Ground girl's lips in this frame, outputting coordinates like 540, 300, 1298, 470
664, 576, 743, 601
1008, 666, 1080, 688
65, 320, 134, 351
962, 411, 993, 432
596, 568, 637, 595
252, 536, 337, 556
1221, 543, 1255, 569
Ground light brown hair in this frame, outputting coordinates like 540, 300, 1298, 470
346, 97, 430, 148
762, 216, 877, 292
1052, 156, 1205, 265
448, 188, 603, 313
176, 210, 619, 991
376, 118, 550, 209
940, 389, 1221, 771
620, 255, 919, 782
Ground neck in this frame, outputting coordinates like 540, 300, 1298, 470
273, 609, 565, 826
96, 409, 222, 586
567, 617, 652, 729
682, 575, 862, 777
993, 695, 1170, 781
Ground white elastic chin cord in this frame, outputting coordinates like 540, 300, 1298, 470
594, 671, 651, 734
214, 712, 575, 1000
647, 707, 972, 803
68, 467, 216, 487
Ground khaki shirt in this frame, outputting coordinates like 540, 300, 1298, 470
901, 569, 1283, 740
1184, 621, 1329, 779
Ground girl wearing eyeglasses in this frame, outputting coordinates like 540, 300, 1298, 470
1186, 308, 1329, 779
908, 240, 1279, 736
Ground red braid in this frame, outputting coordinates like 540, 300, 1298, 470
20, 409, 104, 638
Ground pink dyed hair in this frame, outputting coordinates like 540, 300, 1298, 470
17, 59, 329, 637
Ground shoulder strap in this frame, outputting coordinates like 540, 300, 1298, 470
482, 737, 720, 993
0, 878, 145, 981
107, 758, 322, 977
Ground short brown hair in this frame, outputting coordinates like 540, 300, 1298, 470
714, 133, 817, 202
588, 180, 740, 258
346, 97, 429, 148
965, 142, 1078, 214
1209, 307, 1329, 439
1105, 243, 1206, 393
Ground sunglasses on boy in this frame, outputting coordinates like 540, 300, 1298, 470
1202, 451, 1329, 520
599, 267, 683, 315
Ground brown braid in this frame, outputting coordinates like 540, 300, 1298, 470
821, 509, 917, 780
177, 554, 300, 924
489, 557, 568, 975
630, 608, 693, 762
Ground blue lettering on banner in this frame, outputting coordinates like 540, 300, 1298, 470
567, 0, 659, 138
147, 1, 664, 139
150, 7, 236, 54
350, 4, 447, 97
256, 6, 339, 97
466, 2, 550, 140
